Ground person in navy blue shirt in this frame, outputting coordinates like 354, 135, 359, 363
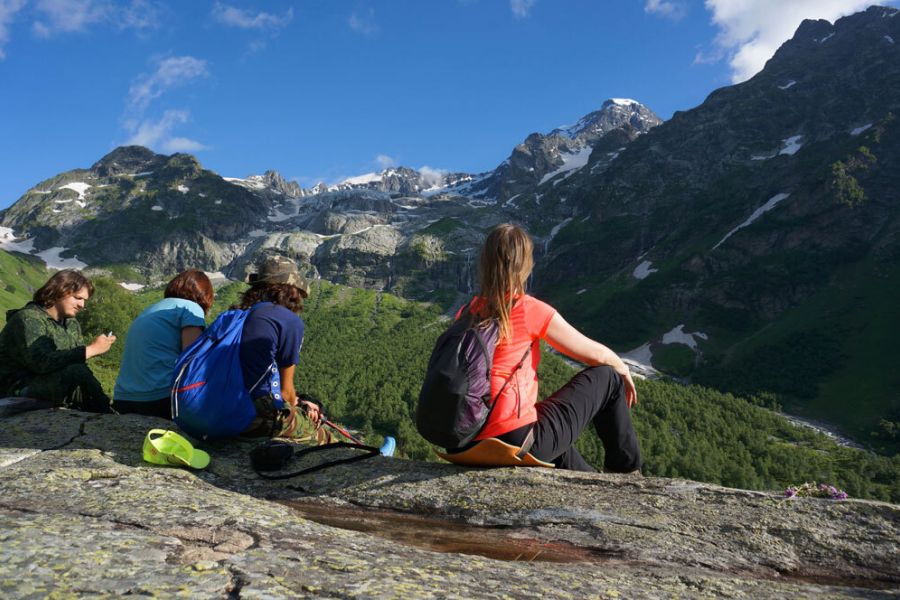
235, 255, 324, 439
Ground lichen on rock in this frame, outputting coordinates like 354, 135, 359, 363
0, 409, 897, 598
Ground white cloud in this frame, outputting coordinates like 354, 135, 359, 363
510, 0, 536, 19
212, 3, 292, 31
349, 8, 377, 34
0, 0, 27, 59
703, 0, 885, 83
161, 136, 208, 153
128, 55, 209, 113
124, 109, 208, 154
117, 0, 162, 33
645, 0, 686, 21
30, 0, 160, 37
32, 0, 107, 37
376, 154, 396, 169
418, 166, 448, 188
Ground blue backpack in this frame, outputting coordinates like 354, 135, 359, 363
171, 307, 279, 439
416, 309, 530, 449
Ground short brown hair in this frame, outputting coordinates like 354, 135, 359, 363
33, 270, 95, 308
234, 282, 304, 314
164, 269, 214, 315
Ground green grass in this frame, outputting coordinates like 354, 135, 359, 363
0, 250, 49, 325
420, 217, 463, 236
90, 263, 147, 283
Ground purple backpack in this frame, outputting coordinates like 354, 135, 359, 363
416, 310, 530, 449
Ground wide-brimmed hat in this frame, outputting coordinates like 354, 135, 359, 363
248, 255, 310, 297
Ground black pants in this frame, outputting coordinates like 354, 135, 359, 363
113, 398, 172, 419
499, 366, 642, 473
19, 364, 112, 414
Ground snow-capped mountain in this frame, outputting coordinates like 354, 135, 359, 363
439, 98, 661, 204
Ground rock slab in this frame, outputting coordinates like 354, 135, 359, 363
0, 409, 897, 599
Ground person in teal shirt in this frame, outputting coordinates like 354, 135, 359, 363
113, 270, 214, 419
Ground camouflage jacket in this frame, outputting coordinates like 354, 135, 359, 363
0, 302, 86, 393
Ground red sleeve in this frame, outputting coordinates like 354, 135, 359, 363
455, 296, 484, 321
523, 295, 557, 340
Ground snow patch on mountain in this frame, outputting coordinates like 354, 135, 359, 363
714, 193, 791, 250
268, 197, 302, 222
340, 172, 382, 186
633, 260, 658, 280
119, 282, 145, 291
0, 227, 35, 254
543, 217, 573, 253
816, 32, 835, 43
539, 147, 592, 185
851, 124, 872, 136
151, 205, 163, 211
778, 80, 797, 90
441, 173, 488, 196
35, 247, 87, 270
224, 177, 265, 190
59, 182, 91, 200
779, 135, 803, 156
886, 35, 895, 44
503, 193, 522, 208
177, 185, 189, 194
661, 325, 708, 350
624, 343, 654, 367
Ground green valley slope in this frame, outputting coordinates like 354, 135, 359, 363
0, 249, 49, 325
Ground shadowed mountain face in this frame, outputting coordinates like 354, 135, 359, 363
533, 6, 900, 447
1, 7, 898, 448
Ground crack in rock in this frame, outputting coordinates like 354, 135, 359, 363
226, 564, 250, 599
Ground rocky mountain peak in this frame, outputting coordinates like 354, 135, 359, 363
90, 146, 165, 178
445, 97, 661, 203
257, 170, 303, 197
553, 98, 662, 141
158, 153, 203, 180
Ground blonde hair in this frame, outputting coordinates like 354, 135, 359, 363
475, 223, 534, 340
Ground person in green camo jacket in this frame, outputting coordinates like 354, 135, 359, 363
0, 269, 116, 412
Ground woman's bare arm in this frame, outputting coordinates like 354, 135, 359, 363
544, 312, 638, 406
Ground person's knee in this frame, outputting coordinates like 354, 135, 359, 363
582, 365, 620, 387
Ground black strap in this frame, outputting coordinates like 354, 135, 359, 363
491, 344, 532, 405
253, 441, 381, 480
480, 343, 533, 428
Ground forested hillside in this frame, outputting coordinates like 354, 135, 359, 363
0, 250, 52, 324
74, 277, 899, 502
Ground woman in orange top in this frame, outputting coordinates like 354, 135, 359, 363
463, 223, 641, 472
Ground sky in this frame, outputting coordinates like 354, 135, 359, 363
0, 0, 895, 209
